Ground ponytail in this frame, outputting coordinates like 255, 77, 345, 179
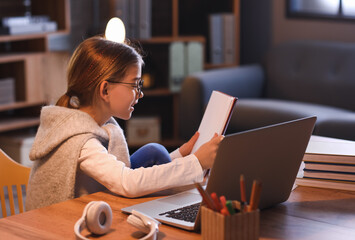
56, 94, 70, 108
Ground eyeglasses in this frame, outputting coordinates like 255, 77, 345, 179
106, 79, 144, 97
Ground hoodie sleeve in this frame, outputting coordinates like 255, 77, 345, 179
78, 138, 204, 197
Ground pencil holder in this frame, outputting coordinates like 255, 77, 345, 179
201, 202, 259, 240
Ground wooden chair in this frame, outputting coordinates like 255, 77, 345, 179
0, 149, 31, 218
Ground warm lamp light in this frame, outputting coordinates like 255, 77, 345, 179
105, 17, 126, 43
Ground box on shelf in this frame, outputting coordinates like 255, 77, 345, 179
0, 78, 15, 104
0, 132, 35, 167
126, 117, 161, 145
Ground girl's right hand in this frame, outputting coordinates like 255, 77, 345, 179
194, 133, 224, 170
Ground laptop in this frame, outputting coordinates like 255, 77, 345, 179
122, 116, 317, 231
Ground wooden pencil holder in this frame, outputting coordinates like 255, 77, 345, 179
201, 202, 259, 240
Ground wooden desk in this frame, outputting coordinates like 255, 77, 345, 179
0, 186, 355, 239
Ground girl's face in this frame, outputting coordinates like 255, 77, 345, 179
106, 64, 143, 120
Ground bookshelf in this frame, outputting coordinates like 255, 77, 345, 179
0, 0, 70, 134
110, 0, 240, 150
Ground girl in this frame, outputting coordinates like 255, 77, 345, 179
26, 36, 223, 210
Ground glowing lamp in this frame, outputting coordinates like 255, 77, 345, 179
105, 17, 126, 43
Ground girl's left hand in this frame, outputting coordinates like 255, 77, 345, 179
179, 132, 199, 157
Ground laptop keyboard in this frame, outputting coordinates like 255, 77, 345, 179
158, 202, 200, 223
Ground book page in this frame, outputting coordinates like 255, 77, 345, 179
191, 91, 236, 153
306, 135, 355, 156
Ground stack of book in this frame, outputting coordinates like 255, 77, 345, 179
0, 15, 57, 35
296, 135, 355, 191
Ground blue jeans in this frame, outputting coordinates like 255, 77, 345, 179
130, 143, 171, 169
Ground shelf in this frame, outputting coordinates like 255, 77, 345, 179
0, 101, 45, 112
0, 53, 42, 62
0, 117, 40, 133
0, 30, 69, 43
142, 88, 177, 97
139, 36, 205, 44
0, 0, 70, 133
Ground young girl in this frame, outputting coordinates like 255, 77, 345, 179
26, 36, 223, 210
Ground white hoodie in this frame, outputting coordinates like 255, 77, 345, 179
26, 106, 203, 210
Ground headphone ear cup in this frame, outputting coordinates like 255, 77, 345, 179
85, 201, 113, 235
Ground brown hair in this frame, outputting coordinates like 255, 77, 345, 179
56, 36, 143, 108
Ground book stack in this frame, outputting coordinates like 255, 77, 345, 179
296, 135, 355, 191
0, 15, 57, 35
209, 13, 236, 65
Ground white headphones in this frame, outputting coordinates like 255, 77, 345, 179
74, 201, 160, 240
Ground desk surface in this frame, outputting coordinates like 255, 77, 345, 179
0, 186, 355, 240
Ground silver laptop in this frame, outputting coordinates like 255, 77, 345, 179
122, 116, 316, 231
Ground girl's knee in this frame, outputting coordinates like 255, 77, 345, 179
143, 143, 168, 155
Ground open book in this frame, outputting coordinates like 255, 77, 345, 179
191, 90, 237, 153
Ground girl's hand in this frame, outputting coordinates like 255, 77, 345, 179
179, 132, 199, 157
194, 133, 224, 170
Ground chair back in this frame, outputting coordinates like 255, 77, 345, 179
0, 149, 31, 217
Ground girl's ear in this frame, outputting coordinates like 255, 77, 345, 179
99, 81, 110, 102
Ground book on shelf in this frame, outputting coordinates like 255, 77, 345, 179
209, 13, 236, 65
168, 42, 184, 93
168, 41, 203, 92
0, 78, 15, 104
191, 90, 237, 153
2, 15, 50, 27
0, 15, 57, 35
209, 14, 223, 64
116, 0, 151, 39
222, 14, 236, 64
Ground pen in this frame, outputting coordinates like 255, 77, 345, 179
225, 200, 236, 215
194, 182, 217, 211
210, 192, 222, 211
240, 174, 247, 212
219, 195, 230, 216
248, 180, 262, 212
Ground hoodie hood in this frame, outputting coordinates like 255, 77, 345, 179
29, 106, 111, 160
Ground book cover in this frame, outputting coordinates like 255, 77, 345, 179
222, 14, 235, 64
303, 169, 355, 182
186, 41, 203, 76
138, 0, 151, 39
209, 14, 224, 64
303, 135, 355, 164
191, 90, 237, 153
295, 177, 355, 191
304, 162, 355, 173
168, 42, 185, 92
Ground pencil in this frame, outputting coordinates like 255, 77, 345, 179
194, 182, 217, 211
240, 174, 247, 200
248, 180, 262, 212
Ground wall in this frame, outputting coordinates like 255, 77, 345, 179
240, 0, 272, 64
240, 0, 355, 65
272, 0, 355, 45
